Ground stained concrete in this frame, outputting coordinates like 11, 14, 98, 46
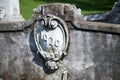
0, 3, 120, 80
66, 29, 120, 80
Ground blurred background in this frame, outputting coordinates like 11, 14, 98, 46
20, 0, 118, 20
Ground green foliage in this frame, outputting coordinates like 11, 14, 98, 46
20, 0, 117, 20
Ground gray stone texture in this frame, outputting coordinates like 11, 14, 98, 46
0, 0, 24, 22
0, 30, 68, 80
67, 29, 120, 80
84, 0, 120, 24
84, 12, 110, 21
0, 3, 120, 80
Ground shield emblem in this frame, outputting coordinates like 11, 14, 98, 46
34, 15, 69, 70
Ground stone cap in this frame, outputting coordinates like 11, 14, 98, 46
33, 3, 83, 21
0, 3, 120, 34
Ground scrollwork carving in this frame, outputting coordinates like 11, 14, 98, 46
34, 14, 69, 70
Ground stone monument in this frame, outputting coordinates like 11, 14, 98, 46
1, 2, 120, 80
0, 0, 24, 22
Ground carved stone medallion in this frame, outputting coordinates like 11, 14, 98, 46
34, 14, 69, 70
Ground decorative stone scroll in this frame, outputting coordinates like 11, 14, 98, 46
34, 14, 69, 70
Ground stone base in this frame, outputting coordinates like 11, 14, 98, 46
0, 15, 24, 23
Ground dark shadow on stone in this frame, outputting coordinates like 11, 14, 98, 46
29, 30, 56, 74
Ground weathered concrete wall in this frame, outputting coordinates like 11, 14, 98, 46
0, 3, 120, 80
67, 29, 120, 80
0, 31, 63, 80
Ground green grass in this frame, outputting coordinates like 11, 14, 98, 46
20, 0, 117, 20
20, 0, 46, 19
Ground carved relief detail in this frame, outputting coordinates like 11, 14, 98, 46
34, 14, 69, 70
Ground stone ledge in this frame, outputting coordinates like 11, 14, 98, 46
0, 19, 34, 32
71, 21, 120, 34
0, 3, 120, 34
1, 20, 120, 34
